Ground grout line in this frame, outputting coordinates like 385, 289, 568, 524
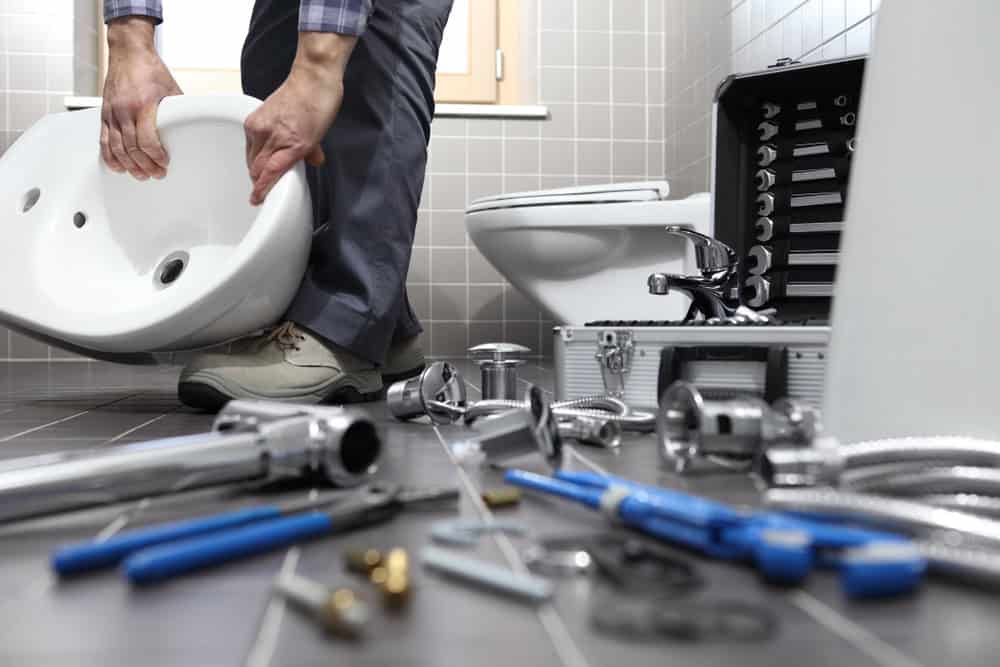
0, 393, 138, 442
607, 0, 614, 182
244, 547, 301, 667
797, 11, 874, 62
103, 412, 173, 444
431, 424, 591, 667
788, 591, 926, 667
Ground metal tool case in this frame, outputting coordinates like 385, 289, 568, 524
554, 57, 862, 408
554, 323, 829, 410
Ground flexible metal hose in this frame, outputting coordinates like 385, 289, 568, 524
841, 437, 1000, 469
843, 465, 1000, 498
919, 494, 1000, 519
765, 488, 1000, 550
462, 396, 656, 432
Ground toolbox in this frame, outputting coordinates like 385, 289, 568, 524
554, 56, 863, 408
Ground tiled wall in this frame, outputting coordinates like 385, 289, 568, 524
0, 0, 880, 361
0, 0, 100, 360
663, 0, 879, 197
417, 0, 881, 359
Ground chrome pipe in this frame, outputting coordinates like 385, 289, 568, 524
0, 410, 381, 523
463, 395, 655, 433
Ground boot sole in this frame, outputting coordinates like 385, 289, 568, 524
380, 363, 426, 387
178, 375, 384, 413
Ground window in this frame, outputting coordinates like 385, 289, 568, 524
98, 0, 522, 104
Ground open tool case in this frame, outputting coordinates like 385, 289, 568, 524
554, 56, 866, 409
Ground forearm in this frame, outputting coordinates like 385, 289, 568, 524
106, 16, 157, 56
292, 32, 358, 87
104, 0, 162, 24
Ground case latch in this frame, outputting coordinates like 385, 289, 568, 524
594, 330, 634, 397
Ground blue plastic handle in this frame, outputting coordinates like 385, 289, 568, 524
51, 506, 283, 576
124, 511, 334, 584
503, 470, 604, 509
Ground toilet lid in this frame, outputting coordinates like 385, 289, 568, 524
466, 181, 670, 213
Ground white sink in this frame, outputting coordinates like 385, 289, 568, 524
0, 95, 312, 361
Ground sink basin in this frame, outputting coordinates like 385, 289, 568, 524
0, 95, 312, 362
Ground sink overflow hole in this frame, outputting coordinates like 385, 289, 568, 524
160, 259, 186, 285
21, 188, 40, 213
73, 212, 87, 228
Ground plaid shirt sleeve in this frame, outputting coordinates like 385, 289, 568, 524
103, 0, 163, 24
298, 0, 374, 35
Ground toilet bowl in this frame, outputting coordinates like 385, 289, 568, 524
0, 95, 312, 363
465, 182, 712, 324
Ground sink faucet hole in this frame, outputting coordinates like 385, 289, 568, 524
155, 251, 190, 287
73, 212, 87, 228
21, 188, 40, 213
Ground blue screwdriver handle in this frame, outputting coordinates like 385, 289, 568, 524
124, 511, 334, 584
51, 506, 284, 576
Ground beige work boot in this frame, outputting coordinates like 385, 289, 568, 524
381, 334, 426, 385
178, 322, 383, 412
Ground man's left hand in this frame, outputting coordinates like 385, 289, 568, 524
244, 32, 357, 206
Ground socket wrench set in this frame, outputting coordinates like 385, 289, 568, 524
554, 58, 864, 408
718, 56, 866, 319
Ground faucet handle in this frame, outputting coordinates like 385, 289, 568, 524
663, 226, 736, 275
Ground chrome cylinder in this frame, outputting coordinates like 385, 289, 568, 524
657, 381, 816, 474
471, 386, 562, 468
387, 361, 467, 424
480, 363, 520, 401
0, 411, 381, 523
558, 416, 623, 449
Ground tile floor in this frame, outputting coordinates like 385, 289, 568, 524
0, 360, 997, 666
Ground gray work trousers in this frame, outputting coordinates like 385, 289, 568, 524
241, 0, 452, 364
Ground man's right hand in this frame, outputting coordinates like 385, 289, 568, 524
101, 17, 183, 180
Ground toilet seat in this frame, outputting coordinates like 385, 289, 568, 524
467, 181, 670, 213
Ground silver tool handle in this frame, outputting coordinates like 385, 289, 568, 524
0, 430, 265, 522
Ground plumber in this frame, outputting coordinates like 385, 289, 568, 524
100, 0, 451, 410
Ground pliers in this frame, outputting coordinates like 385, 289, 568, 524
504, 469, 926, 598
52, 482, 458, 584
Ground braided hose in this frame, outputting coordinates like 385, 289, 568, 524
463, 395, 656, 433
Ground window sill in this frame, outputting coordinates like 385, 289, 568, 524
65, 96, 549, 120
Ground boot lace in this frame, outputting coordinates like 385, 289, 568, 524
267, 322, 306, 352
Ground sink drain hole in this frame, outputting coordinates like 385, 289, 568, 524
21, 188, 40, 213
73, 212, 87, 228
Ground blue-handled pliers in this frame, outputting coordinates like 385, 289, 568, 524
504, 469, 926, 598
51, 483, 459, 584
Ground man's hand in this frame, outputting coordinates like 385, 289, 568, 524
101, 17, 183, 180
244, 32, 357, 205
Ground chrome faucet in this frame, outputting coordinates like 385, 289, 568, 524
647, 226, 739, 320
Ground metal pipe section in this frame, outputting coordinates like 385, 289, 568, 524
557, 416, 623, 449
0, 410, 381, 523
918, 494, 1000, 519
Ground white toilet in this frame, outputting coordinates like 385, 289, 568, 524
465, 182, 712, 324
0, 96, 313, 363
